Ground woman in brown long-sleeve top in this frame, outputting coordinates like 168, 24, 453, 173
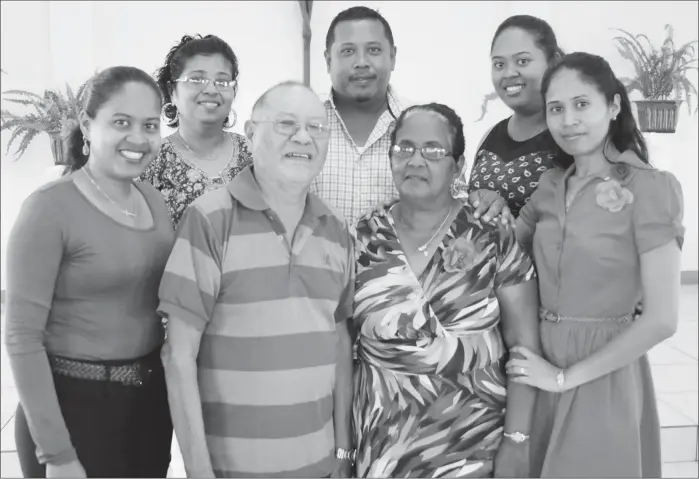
5, 66, 175, 478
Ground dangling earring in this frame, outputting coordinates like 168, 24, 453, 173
161, 103, 179, 127
223, 108, 238, 130
82, 135, 90, 156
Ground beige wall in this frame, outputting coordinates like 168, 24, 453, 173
2, 1, 697, 289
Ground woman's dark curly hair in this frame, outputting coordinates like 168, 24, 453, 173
155, 34, 239, 127
391, 103, 466, 162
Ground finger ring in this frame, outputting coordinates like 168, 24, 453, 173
520, 367, 525, 374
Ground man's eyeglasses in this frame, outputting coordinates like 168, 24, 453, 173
173, 76, 237, 91
390, 144, 453, 161
252, 118, 330, 139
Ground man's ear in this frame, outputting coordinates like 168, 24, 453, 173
324, 50, 331, 73
244, 120, 254, 141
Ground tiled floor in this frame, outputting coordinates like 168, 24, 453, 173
1, 285, 697, 478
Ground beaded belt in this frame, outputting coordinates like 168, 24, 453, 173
48, 350, 162, 387
539, 307, 633, 324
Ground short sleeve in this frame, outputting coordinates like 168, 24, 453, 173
632, 170, 684, 254
158, 204, 223, 331
136, 145, 167, 188
334, 226, 356, 324
494, 223, 537, 290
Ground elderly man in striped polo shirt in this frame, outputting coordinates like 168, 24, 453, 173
158, 81, 355, 478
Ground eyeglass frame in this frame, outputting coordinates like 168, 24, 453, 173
172, 76, 238, 91
250, 118, 331, 139
390, 143, 454, 162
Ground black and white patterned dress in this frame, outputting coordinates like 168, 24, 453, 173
137, 132, 252, 227
452, 117, 562, 218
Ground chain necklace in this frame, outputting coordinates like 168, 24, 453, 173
397, 205, 453, 256
83, 167, 136, 218
177, 131, 227, 162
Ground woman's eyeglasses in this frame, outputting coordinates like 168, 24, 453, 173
390, 144, 452, 161
252, 118, 330, 139
173, 76, 237, 91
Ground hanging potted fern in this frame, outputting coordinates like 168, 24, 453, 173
1, 81, 86, 164
612, 25, 697, 133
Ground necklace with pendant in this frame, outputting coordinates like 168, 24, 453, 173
83, 167, 136, 218
398, 205, 453, 257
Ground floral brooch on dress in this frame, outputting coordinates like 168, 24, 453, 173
442, 236, 482, 273
595, 177, 634, 213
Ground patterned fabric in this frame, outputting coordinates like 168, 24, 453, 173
451, 117, 559, 218
137, 132, 252, 227
157, 168, 354, 478
310, 86, 406, 223
517, 151, 683, 477
352, 203, 536, 478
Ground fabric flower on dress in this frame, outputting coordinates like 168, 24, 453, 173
596, 179, 634, 213
442, 236, 479, 273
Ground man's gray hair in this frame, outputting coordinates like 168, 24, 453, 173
251, 80, 316, 114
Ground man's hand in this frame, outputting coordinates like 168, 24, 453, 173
467, 189, 514, 226
47, 459, 87, 478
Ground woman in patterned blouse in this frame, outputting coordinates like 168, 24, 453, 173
353, 103, 540, 478
138, 34, 252, 226
452, 15, 570, 218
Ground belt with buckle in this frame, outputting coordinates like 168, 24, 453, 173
48, 349, 162, 387
539, 307, 633, 324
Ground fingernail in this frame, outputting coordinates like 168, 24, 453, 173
483, 216, 490, 222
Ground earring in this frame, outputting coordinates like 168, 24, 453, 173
223, 108, 238, 130
82, 135, 90, 156
161, 103, 179, 126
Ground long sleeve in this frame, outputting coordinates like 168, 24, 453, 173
4, 190, 77, 465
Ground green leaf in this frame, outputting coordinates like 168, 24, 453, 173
14, 128, 40, 159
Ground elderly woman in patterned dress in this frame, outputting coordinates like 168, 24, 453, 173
138, 34, 252, 226
352, 103, 541, 478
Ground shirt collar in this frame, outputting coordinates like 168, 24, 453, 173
325, 84, 405, 116
226, 165, 334, 218
561, 149, 653, 184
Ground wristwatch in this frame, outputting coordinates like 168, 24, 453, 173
335, 447, 356, 464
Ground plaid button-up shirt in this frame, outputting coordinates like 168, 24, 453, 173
310, 86, 407, 223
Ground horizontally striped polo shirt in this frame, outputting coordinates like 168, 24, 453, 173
158, 166, 354, 478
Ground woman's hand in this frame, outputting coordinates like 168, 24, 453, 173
493, 439, 530, 478
47, 459, 87, 478
467, 189, 514, 226
506, 346, 564, 392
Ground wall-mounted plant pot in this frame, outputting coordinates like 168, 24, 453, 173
48, 131, 68, 165
634, 100, 679, 133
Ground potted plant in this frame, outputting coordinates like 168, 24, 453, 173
612, 25, 698, 133
1, 82, 86, 164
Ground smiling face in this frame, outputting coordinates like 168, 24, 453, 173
82, 81, 162, 179
325, 19, 396, 103
491, 27, 550, 115
246, 85, 330, 187
171, 53, 235, 127
391, 111, 463, 204
545, 68, 621, 158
